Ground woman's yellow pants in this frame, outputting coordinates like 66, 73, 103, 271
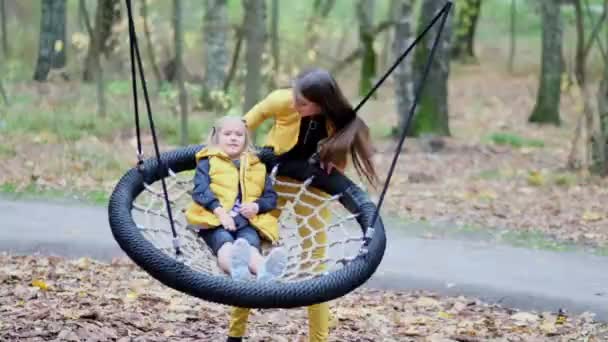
228, 176, 330, 342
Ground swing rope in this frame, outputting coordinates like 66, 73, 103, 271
125, 0, 181, 256
366, 1, 452, 233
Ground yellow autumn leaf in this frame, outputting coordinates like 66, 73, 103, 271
478, 189, 497, 201
184, 31, 197, 50
540, 319, 557, 334
582, 210, 603, 222
307, 49, 317, 62
526, 171, 545, 187
76, 257, 90, 270
71, 32, 89, 49
54, 39, 64, 52
126, 291, 139, 300
437, 311, 453, 319
32, 279, 49, 290
415, 296, 440, 307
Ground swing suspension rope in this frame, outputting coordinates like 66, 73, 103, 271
123, 0, 452, 258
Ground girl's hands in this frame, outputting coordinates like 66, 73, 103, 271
239, 202, 259, 219
214, 207, 236, 231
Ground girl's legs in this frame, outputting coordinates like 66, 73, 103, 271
248, 246, 265, 274
200, 227, 240, 275
216, 242, 234, 274
225, 177, 331, 341
236, 225, 287, 280
230, 238, 252, 280
199, 226, 253, 280
257, 247, 288, 282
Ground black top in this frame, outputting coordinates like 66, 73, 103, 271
280, 114, 328, 162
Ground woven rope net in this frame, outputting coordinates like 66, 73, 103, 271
132, 168, 367, 282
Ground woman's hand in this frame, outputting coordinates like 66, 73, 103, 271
320, 161, 336, 175
214, 207, 236, 231
239, 202, 259, 219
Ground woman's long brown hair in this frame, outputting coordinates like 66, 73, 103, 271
293, 68, 379, 186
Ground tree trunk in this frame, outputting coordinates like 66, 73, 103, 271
357, 0, 376, 97
95, 3, 106, 118
242, 0, 267, 114
83, 0, 121, 82
529, 0, 562, 125
223, 22, 244, 92
174, 0, 188, 145
597, 75, 608, 175
80, 0, 105, 116
77, 0, 85, 31
141, 0, 162, 91
573, 0, 585, 86
392, 0, 414, 137
1, 0, 8, 58
410, 0, 452, 137
592, 15, 608, 175
201, 0, 229, 111
379, 0, 398, 72
508, 0, 516, 73
51, 0, 66, 69
0, 78, 8, 106
305, 0, 336, 52
270, 0, 280, 87
451, 0, 481, 63
33, 0, 67, 81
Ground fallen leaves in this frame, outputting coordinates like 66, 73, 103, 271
0, 254, 607, 341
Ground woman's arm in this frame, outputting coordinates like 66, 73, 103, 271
192, 159, 221, 211
254, 176, 278, 214
243, 89, 291, 130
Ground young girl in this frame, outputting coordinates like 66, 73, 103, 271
227, 68, 378, 342
185, 116, 287, 282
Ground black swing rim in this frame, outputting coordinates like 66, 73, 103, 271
108, 145, 387, 309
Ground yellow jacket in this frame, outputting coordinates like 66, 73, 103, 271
243, 88, 346, 170
185, 147, 279, 242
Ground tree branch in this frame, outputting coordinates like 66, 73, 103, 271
331, 20, 396, 74
582, 0, 607, 61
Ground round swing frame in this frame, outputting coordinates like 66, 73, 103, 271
109, 145, 386, 308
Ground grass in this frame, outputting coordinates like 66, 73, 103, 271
0, 181, 109, 206
486, 132, 545, 148
385, 214, 608, 256
497, 229, 578, 253
473, 168, 505, 181
0, 81, 215, 146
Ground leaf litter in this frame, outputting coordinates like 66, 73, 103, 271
1, 254, 606, 341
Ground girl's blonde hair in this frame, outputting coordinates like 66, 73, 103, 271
206, 115, 256, 155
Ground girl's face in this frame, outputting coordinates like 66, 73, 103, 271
217, 120, 246, 158
293, 91, 322, 117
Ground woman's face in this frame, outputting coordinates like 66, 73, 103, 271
293, 91, 321, 117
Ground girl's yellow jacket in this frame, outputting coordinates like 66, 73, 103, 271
185, 147, 279, 242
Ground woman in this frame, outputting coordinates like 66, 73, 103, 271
227, 68, 378, 342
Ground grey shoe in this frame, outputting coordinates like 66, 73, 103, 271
230, 238, 252, 281
257, 247, 288, 282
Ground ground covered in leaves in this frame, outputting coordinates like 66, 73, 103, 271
1, 254, 607, 342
